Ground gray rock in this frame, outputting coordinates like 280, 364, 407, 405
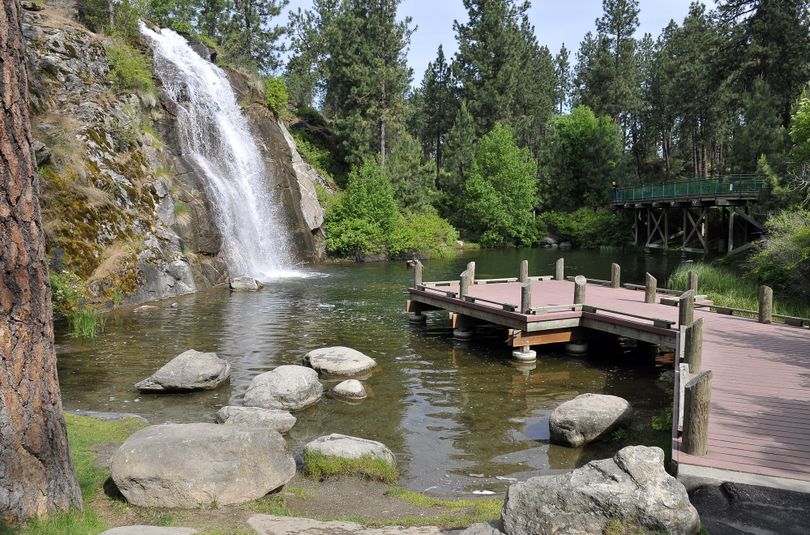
243, 365, 323, 411
247, 514, 443, 534
110, 423, 295, 508
502, 446, 700, 535
459, 521, 506, 535
538, 236, 558, 247
100, 527, 197, 535
68, 410, 148, 424
549, 393, 633, 447
135, 350, 230, 392
278, 121, 326, 232
304, 433, 395, 465
302, 346, 377, 376
331, 379, 367, 400
229, 276, 264, 291
215, 406, 296, 434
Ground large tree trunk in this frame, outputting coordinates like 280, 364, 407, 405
0, 0, 82, 524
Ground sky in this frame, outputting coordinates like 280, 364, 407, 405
282, 0, 706, 81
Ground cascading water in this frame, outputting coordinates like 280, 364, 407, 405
140, 23, 296, 280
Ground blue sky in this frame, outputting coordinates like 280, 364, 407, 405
282, 0, 706, 81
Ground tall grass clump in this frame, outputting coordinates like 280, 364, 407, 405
667, 263, 810, 319
67, 307, 106, 340
303, 450, 399, 484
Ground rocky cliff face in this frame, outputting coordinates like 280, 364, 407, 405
23, 1, 326, 307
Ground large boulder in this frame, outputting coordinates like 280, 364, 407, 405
215, 405, 297, 434
243, 365, 323, 411
302, 346, 377, 376
330, 379, 367, 400
549, 393, 633, 447
110, 423, 295, 508
248, 515, 443, 534
229, 276, 264, 291
134, 350, 230, 392
502, 446, 700, 535
304, 433, 395, 465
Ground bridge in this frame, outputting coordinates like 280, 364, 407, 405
611, 175, 766, 255
406, 259, 810, 492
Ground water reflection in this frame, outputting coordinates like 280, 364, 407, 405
56, 248, 685, 495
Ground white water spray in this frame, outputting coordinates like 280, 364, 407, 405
140, 23, 296, 280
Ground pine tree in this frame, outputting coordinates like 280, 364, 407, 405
416, 45, 457, 178
439, 101, 477, 221
223, 0, 288, 73
553, 44, 571, 114
730, 78, 786, 171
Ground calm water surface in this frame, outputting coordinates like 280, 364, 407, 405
56, 248, 689, 495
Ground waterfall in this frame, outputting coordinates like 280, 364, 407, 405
140, 23, 296, 280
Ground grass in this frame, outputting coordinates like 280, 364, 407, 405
67, 307, 105, 340
104, 38, 154, 94
667, 263, 810, 319
302, 451, 399, 484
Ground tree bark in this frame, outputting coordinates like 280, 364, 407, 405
0, 0, 82, 524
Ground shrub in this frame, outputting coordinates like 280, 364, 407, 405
50, 270, 85, 317
105, 39, 154, 94
387, 212, 459, 259
264, 75, 289, 115
537, 208, 627, 248
749, 209, 810, 297
326, 217, 386, 259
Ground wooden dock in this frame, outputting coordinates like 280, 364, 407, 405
406, 263, 810, 490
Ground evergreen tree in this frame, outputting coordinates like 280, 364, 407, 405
416, 45, 457, 178
441, 101, 477, 197
553, 44, 571, 114
388, 132, 438, 213
730, 78, 786, 171
223, 0, 288, 73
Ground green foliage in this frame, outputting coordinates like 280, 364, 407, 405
538, 105, 622, 211
750, 209, 810, 298
387, 132, 437, 214
730, 78, 786, 171
291, 127, 344, 186
67, 307, 106, 340
387, 212, 458, 259
791, 86, 810, 162
49, 270, 85, 317
439, 101, 477, 222
264, 75, 289, 114
303, 450, 399, 483
326, 217, 387, 259
537, 208, 627, 248
104, 39, 154, 94
650, 407, 673, 432
461, 124, 538, 247
78, 0, 142, 44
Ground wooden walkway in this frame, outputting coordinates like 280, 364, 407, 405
407, 277, 810, 488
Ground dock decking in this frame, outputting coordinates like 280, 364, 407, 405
407, 276, 810, 489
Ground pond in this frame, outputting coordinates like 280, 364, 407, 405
56, 247, 689, 496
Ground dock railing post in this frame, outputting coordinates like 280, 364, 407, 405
687, 270, 699, 293
758, 285, 773, 324
683, 370, 712, 456
459, 270, 471, 299
678, 290, 695, 327
521, 281, 532, 314
467, 262, 476, 285
684, 318, 704, 373
413, 260, 423, 288
519, 260, 529, 284
573, 275, 587, 304
610, 263, 621, 288
555, 258, 564, 281
644, 273, 657, 304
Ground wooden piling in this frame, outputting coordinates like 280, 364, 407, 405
573, 275, 587, 304
758, 285, 773, 324
684, 318, 704, 373
521, 282, 532, 314
610, 263, 621, 289
467, 261, 476, 285
519, 260, 529, 284
687, 270, 699, 293
413, 260, 423, 287
644, 273, 657, 304
555, 258, 564, 281
683, 370, 712, 456
460, 270, 471, 298
679, 290, 695, 327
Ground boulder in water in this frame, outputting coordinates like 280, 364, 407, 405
549, 393, 633, 447
302, 346, 377, 376
134, 350, 230, 392
110, 423, 295, 508
229, 276, 264, 291
243, 365, 323, 411
330, 379, 367, 400
215, 406, 296, 433
502, 446, 700, 535
304, 433, 395, 465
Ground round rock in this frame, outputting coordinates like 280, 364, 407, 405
229, 276, 264, 291
243, 365, 323, 411
304, 433, 395, 465
302, 346, 377, 376
135, 349, 230, 392
110, 423, 295, 508
215, 406, 297, 433
549, 393, 633, 447
331, 379, 367, 400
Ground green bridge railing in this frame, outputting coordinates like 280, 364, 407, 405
612, 174, 765, 203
